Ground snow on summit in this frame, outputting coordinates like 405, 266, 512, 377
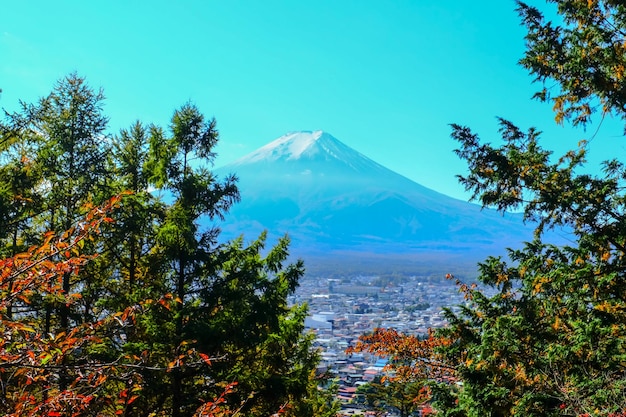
229, 130, 385, 173
233, 131, 327, 163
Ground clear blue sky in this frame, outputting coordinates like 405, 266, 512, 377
2, 1, 623, 201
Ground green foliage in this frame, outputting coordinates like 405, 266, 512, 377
0, 75, 326, 416
432, 2, 626, 416
517, 0, 626, 127
35, 73, 110, 229
190, 234, 315, 415
439, 120, 626, 416
358, 376, 429, 417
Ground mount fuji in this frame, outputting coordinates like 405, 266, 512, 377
213, 131, 540, 271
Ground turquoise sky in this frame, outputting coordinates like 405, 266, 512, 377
2, 1, 623, 201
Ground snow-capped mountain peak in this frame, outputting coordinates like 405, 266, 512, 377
213, 130, 537, 264
230, 130, 327, 163
229, 130, 387, 175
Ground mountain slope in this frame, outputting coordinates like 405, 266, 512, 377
213, 130, 539, 261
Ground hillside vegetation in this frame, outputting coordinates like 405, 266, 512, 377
0, 75, 337, 416
352, 1, 626, 416
3, 1, 626, 416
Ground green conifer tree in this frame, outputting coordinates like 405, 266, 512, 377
0, 76, 331, 417
432, 2, 626, 416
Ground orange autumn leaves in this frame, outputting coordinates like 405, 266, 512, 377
347, 328, 454, 385
0, 197, 238, 417
0, 198, 119, 416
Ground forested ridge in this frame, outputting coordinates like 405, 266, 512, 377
0, 74, 338, 416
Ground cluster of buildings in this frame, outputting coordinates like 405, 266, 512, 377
289, 274, 471, 416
